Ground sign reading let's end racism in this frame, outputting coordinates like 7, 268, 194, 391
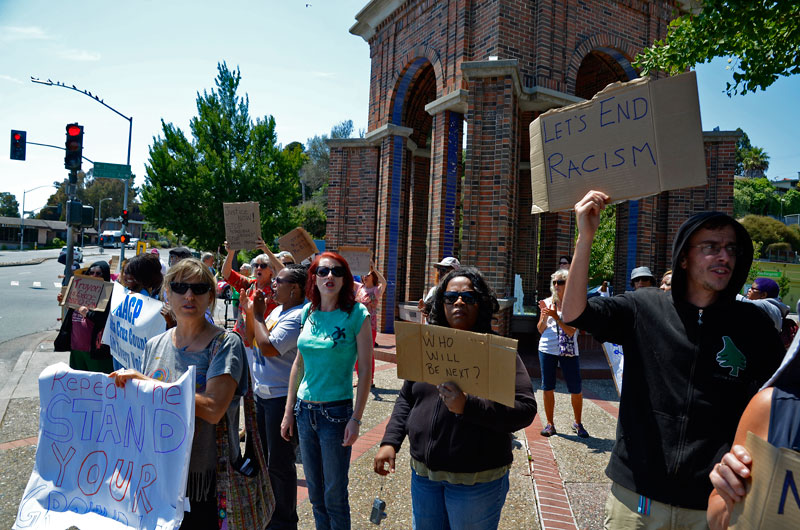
14, 364, 195, 530
529, 71, 707, 213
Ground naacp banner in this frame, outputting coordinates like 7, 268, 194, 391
102, 283, 166, 372
14, 363, 195, 529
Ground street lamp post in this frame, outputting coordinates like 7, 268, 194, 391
19, 184, 55, 250
31, 77, 134, 261
97, 197, 112, 253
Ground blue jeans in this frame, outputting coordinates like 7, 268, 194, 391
295, 399, 353, 530
410, 469, 509, 530
256, 395, 298, 529
539, 351, 582, 394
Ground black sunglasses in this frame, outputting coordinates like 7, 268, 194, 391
316, 266, 346, 278
553, 280, 566, 286
443, 291, 479, 305
170, 282, 212, 295
254, 263, 271, 270
87, 269, 104, 277
273, 277, 294, 285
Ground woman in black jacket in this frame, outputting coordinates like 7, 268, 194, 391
54, 260, 114, 373
374, 267, 537, 529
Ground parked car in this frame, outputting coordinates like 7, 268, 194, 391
58, 246, 83, 264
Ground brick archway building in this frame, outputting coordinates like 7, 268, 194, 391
327, 0, 738, 334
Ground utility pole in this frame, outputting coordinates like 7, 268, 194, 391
31, 77, 134, 264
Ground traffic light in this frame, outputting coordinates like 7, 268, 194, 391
66, 199, 83, 227
64, 123, 83, 171
10, 130, 26, 161
81, 205, 95, 227
121, 209, 129, 224
119, 234, 128, 245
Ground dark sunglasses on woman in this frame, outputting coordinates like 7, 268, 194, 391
254, 263, 271, 270
87, 269, 104, 277
316, 266, 346, 278
553, 280, 566, 286
273, 277, 294, 285
443, 291, 478, 305
170, 282, 212, 295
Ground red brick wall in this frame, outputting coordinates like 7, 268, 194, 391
326, 145, 379, 252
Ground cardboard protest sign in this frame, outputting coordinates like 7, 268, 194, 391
261, 246, 285, 273
730, 432, 800, 529
60, 275, 113, 311
109, 256, 119, 274
601, 342, 624, 396
223, 201, 261, 249
529, 71, 707, 213
278, 227, 319, 262
14, 363, 195, 530
101, 282, 167, 372
395, 322, 518, 407
338, 246, 372, 276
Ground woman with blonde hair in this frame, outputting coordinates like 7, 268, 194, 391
110, 258, 249, 528
537, 268, 587, 438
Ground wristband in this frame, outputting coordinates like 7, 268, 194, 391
350, 417, 362, 425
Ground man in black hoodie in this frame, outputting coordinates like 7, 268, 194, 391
562, 190, 784, 528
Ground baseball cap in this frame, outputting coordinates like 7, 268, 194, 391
630, 266, 654, 281
434, 257, 460, 269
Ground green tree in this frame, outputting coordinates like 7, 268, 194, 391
293, 120, 355, 238
588, 204, 616, 283
740, 215, 800, 254
0, 192, 20, 217
635, 1, 800, 96
141, 63, 304, 251
734, 128, 753, 176
37, 169, 135, 223
741, 146, 770, 179
734, 178, 779, 217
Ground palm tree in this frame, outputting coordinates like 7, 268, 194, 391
742, 147, 770, 178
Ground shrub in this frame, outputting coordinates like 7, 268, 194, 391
52, 237, 65, 247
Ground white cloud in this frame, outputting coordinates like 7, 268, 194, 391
0, 74, 23, 84
57, 49, 101, 62
0, 26, 51, 41
310, 72, 336, 79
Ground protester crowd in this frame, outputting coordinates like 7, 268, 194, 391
39, 185, 800, 530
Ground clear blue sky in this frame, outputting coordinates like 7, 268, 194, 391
2, 0, 798, 216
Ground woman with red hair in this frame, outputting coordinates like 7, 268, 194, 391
281, 252, 373, 529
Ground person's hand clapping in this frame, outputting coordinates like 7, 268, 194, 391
252, 289, 266, 320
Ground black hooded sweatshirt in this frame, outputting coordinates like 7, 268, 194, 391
568, 212, 784, 509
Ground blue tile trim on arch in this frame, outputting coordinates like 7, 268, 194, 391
625, 199, 639, 291
384, 57, 428, 332
444, 112, 462, 257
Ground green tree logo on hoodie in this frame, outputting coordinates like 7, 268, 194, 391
716, 336, 747, 377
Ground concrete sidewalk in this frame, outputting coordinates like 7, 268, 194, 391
0, 331, 618, 529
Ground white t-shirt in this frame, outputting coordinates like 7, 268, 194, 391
537, 296, 580, 357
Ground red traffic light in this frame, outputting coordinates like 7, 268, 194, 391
13, 133, 21, 141
119, 235, 127, 244
67, 125, 82, 137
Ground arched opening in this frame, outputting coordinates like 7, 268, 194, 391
575, 48, 635, 100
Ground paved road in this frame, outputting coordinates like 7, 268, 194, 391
0, 260, 64, 344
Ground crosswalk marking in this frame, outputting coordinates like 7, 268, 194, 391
8, 280, 62, 288
54, 282, 62, 288
32, 281, 42, 288
10, 281, 19, 286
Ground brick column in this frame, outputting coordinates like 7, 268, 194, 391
426, 110, 464, 289
326, 141, 379, 251
461, 63, 519, 307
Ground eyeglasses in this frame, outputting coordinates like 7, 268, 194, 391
170, 282, 212, 295
87, 269, 104, 277
690, 243, 741, 257
273, 277, 293, 285
254, 263, 271, 270
443, 291, 479, 305
552, 280, 566, 286
316, 266, 346, 278
559, 261, 569, 265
